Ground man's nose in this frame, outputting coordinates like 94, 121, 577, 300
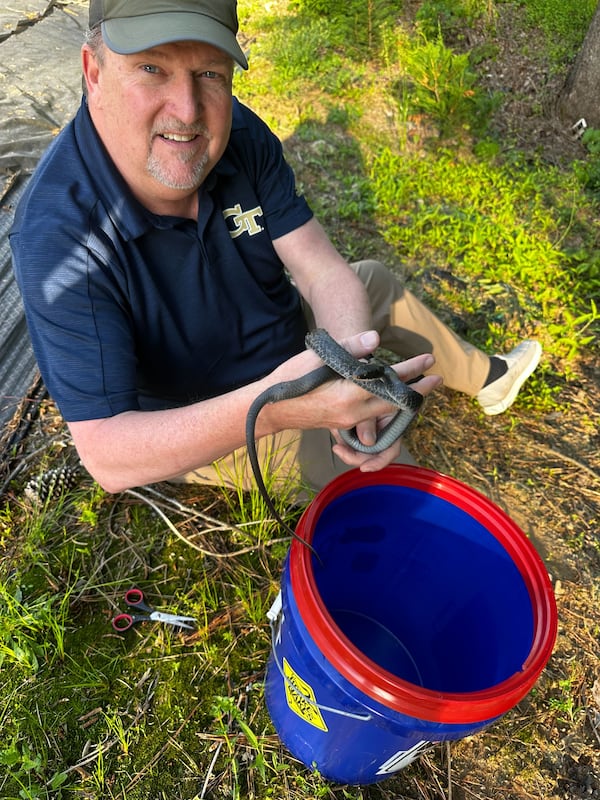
168, 74, 202, 123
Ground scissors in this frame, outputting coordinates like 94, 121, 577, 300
111, 588, 196, 632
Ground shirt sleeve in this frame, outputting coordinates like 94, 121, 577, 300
228, 100, 314, 240
10, 193, 141, 422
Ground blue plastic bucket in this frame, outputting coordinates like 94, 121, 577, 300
264, 465, 557, 785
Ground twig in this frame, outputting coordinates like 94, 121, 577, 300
433, 440, 455, 474
142, 483, 300, 537
558, 483, 600, 505
124, 488, 291, 558
427, 751, 448, 800
447, 741, 453, 800
200, 740, 223, 800
454, 781, 491, 800
125, 488, 240, 557
588, 709, 600, 746
141, 484, 251, 535
524, 441, 599, 483
413, 776, 432, 800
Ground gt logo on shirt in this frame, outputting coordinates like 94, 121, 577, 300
223, 204, 265, 238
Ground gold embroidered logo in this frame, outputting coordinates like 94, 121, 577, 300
282, 658, 328, 732
223, 204, 265, 238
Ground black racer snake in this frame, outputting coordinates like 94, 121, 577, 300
245, 329, 423, 553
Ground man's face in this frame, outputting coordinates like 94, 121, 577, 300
83, 39, 234, 216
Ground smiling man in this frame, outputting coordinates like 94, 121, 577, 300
83, 25, 236, 215
10, 0, 540, 496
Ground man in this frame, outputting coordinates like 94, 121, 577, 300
10, 0, 541, 496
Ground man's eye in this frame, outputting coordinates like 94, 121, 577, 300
201, 70, 219, 79
142, 64, 160, 74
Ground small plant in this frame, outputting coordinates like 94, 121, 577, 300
573, 127, 600, 197
416, 0, 497, 43
211, 695, 271, 798
548, 677, 583, 723
0, 583, 70, 674
0, 738, 44, 800
389, 29, 497, 137
290, 0, 403, 55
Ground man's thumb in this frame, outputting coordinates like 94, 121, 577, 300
341, 329, 380, 358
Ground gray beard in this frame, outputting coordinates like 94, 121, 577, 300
146, 149, 210, 191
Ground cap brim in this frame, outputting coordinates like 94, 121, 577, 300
102, 12, 248, 69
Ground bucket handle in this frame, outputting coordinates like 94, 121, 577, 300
267, 593, 373, 723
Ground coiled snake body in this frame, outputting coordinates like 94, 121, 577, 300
245, 329, 423, 550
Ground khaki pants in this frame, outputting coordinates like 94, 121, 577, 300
179, 260, 489, 493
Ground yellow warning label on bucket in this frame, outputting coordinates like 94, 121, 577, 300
283, 658, 328, 732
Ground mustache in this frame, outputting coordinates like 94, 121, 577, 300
151, 120, 209, 138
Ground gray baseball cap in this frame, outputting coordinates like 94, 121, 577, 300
89, 0, 248, 69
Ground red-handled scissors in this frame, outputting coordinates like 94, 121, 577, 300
111, 588, 196, 632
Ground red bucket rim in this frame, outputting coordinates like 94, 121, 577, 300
289, 465, 558, 724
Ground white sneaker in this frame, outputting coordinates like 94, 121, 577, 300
476, 340, 542, 416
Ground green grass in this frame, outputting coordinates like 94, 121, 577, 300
369, 148, 599, 359
524, 0, 597, 63
0, 475, 294, 799
1, 0, 599, 797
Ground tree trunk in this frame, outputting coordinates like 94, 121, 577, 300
557, 1, 600, 130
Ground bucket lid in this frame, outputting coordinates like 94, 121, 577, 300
290, 466, 558, 725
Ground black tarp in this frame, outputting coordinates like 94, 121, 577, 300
0, 1, 85, 429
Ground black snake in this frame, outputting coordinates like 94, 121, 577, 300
245, 329, 423, 551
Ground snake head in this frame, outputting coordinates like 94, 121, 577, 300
352, 360, 387, 382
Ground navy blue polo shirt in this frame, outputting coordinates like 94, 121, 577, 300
11, 98, 313, 421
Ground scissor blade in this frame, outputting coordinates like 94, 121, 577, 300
150, 611, 196, 630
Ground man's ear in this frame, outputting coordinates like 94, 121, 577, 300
81, 45, 101, 99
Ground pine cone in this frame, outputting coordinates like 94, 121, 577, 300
24, 466, 80, 505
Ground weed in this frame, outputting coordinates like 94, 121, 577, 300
255, 15, 350, 97
416, 0, 497, 43
0, 582, 71, 673
573, 127, 600, 196
291, 0, 403, 56
389, 29, 497, 137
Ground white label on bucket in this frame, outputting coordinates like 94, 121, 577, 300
283, 658, 328, 732
376, 740, 432, 775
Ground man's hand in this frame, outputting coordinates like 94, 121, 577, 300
325, 331, 441, 471
263, 330, 442, 472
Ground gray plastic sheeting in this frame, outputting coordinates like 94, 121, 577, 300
0, 1, 85, 429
